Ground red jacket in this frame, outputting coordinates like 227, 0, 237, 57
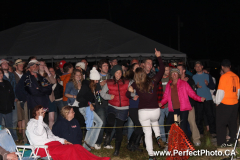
107, 79, 129, 107
161, 79, 202, 112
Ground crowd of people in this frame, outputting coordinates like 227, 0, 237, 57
0, 48, 239, 160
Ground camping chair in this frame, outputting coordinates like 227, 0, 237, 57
0, 128, 35, 160
25, 130, 51, 160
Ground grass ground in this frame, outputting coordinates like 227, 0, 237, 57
16, 130, 240, 160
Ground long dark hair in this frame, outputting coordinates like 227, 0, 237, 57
134, 67, 153, 93
89, 80, 97, 94
125, 63, 138, 80
113, 75, 125, 84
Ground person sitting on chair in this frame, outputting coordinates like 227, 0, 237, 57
26, 105, 110, 160
52, 106, 82, 145
0, 146, 18, 160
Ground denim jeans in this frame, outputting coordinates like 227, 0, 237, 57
95, 105, 108, 145
158, 107, 169, 142
79, 107, 103, 151
0, 112, 18, 141
62, 101, 68, 106
54, 100, 65, 112
127, 117, 134, 140
12, 102, 18, 129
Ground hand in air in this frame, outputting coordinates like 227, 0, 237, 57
155, 48, 161, 57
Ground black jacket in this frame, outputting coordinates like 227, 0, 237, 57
0, 80, 15, 114
24, 71, 52, 109
52, 115, 82, 145
185, 74, 197, 106
77, 80, 95, 108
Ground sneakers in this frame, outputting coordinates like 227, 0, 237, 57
95, 144, 101, 150
156, 136, 166, 149
194, 142, 201, 146
220, 143, 233, 148
104, 145, 114, 149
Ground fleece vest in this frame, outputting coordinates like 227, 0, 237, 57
107, 79, 129, 107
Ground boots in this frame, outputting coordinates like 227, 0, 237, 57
156, 136, 166, 149
132, 134, 143, 152
127, 133, 137, 151
113, 141, 121, 156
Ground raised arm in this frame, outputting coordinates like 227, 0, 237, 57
153, 48, 165, 83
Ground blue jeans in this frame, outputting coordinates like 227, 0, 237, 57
95, 105, 108, 145
158, 107, 169, 142
62, 101, 68, 106
79, 107, 103, 151
127, 117, 134, 140
0, 112, 18, 141
54, 100, 64, 112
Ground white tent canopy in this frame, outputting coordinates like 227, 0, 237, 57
0, 19, 186, 62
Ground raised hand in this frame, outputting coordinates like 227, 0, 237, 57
155, 48, 161, 57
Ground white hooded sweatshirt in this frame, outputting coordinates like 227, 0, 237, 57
27, 116, 65, 145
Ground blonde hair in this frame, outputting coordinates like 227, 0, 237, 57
69, 69, 83, 89
134, 67, 153, 93
61, 106, 72, 119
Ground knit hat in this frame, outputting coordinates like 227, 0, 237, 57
110, 65, 122, 76
90, 67, 100, 80
170, 68, 180, 74
75, 62, 85, 70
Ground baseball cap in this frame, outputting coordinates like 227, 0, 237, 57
59, 60, 66, 68
0, 59, 9, 65
221, 59, 231, 67
195, 61, 202, 66
27, 60, 40, 68
75, 62, 85, 70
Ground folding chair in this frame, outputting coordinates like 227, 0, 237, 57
25, 130, 51, 160
0, 128, 35, 160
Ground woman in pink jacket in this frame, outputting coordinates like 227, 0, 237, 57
159, 68, 205, 139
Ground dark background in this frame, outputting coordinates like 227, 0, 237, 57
0, 1, 239, 66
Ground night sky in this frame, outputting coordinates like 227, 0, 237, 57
0, 1, 239, 64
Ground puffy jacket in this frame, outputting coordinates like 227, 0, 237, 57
60, 73, 71, 102
0, 80, 15, 114
161, 79, 202, 112
107, 79, 129, 107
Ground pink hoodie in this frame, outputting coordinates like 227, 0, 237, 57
160, 79, 202, 112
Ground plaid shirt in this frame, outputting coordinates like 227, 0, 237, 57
157, 81, 164, 109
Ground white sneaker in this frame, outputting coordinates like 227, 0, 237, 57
104, 145, 114, 149
194, 142, 201, 146
95, 144, 101, 150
